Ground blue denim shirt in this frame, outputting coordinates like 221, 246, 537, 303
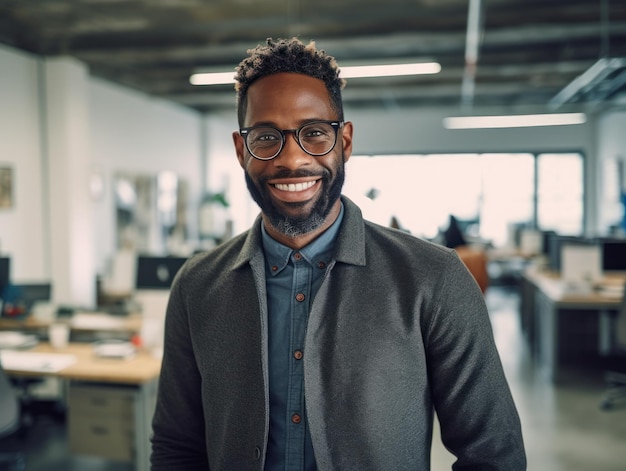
261, 204, 344, 471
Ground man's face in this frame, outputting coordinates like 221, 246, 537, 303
233, 72, 353, 239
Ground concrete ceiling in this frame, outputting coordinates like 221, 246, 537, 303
1, 0, 626, 113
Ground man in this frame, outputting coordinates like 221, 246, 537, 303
150, 37, 526, 470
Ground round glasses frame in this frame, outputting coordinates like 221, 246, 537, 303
239, 120, 344, 161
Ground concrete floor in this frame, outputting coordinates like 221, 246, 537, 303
2, 286, 625, 470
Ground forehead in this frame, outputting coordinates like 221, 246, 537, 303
244, 72, 334, 126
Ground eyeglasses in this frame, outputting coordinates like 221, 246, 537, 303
239, 120, 344, 161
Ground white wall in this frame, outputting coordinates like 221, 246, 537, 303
0, 46, 47, 282
0, 44, 203, 308
203, 111, 258, 237
45, 57, 96, 306
597, 110, 626, 232
90, 78, 203, 271
346, 105, 594, 155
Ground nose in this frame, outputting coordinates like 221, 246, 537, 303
272, 131, 312, 169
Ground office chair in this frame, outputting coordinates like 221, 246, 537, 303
0, 360, 26, 471
600, 282, 626, 411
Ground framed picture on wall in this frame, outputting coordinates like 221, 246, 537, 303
0, 166, 13, 209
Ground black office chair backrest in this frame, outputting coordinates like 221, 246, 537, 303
0, 360, 20, 438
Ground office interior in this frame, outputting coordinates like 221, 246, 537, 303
1, 4, 626, 470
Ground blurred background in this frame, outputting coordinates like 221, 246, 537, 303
1, 1, 626, 470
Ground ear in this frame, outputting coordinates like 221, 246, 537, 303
232, 130, 246, 168
341, 121, 354, 163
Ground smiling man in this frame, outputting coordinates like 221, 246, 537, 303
150, 38, 526, 471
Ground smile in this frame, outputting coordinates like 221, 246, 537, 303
273, 180, 318, 192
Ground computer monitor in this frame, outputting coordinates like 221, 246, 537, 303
0, 257, 9, 294
599, 238, 626, 272
560, 244, 602, 286
1, 282, 52, 317
135, 255, 187, 290
519, 229, 543, 256
540, 230, 557, 256
546, 234, 592, 272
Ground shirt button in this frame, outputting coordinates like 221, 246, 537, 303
253, 447, 261, 460
271, 265, 278, 272
295, 293, 305, 302
318, 261, 326, 269
291, 413, 302, 424
294, 350, 303, 360
294, 252, 302, 261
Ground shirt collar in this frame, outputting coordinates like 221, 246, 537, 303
261, 203, 345, 275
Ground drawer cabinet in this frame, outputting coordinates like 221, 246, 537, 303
68, 384, 136, 462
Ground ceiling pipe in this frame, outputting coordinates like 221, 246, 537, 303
601, 0, 610, 58
461, 0, 483, 109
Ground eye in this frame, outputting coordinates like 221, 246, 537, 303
301, 123, 332, 140
257, 133, 279, 142
249, 128, 281, 145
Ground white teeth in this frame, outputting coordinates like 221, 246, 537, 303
275, 180, 316, 192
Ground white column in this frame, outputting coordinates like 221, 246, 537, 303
44, 57, 95, 308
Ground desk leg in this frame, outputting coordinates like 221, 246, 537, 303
598, 309, 615, 356
535, 291, 557, 381
133, 380, 158, 471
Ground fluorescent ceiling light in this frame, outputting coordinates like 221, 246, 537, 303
190, 61, 441, 86
339, 62, 441, 78
190, 72, 236, 86
443, 112, 587, 129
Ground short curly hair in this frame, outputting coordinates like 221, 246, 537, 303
234, 37, 346, 127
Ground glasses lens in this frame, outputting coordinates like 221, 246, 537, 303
298, 122, 337, 156
246, 127, 283, 159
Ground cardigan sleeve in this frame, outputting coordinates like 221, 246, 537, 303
426, 250, 526, 470
150, 271, 210, 470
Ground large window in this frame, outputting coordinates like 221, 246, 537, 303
343, 152, 583, 247
536, 153, 584, 235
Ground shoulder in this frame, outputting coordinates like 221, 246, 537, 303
363, 219, 455, 265
360, 219, 478, 297
175, 230, 252, 286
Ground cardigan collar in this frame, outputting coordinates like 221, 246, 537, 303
232, 195, 367, 270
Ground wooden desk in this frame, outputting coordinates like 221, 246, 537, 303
0, 314, 143, 334
4, 343, 161, 470
521, 268, 624, 381
0, 316, 51, 332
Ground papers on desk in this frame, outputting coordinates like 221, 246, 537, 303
92, 340, 136, 359
0, 331, 39, 350
0, 350, 77, 373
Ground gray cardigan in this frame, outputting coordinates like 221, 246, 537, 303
150, 196, 526, 470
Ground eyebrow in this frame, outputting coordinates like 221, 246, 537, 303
245, 118, 333, 128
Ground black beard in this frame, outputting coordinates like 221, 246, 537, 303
245, 161, 345, 239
